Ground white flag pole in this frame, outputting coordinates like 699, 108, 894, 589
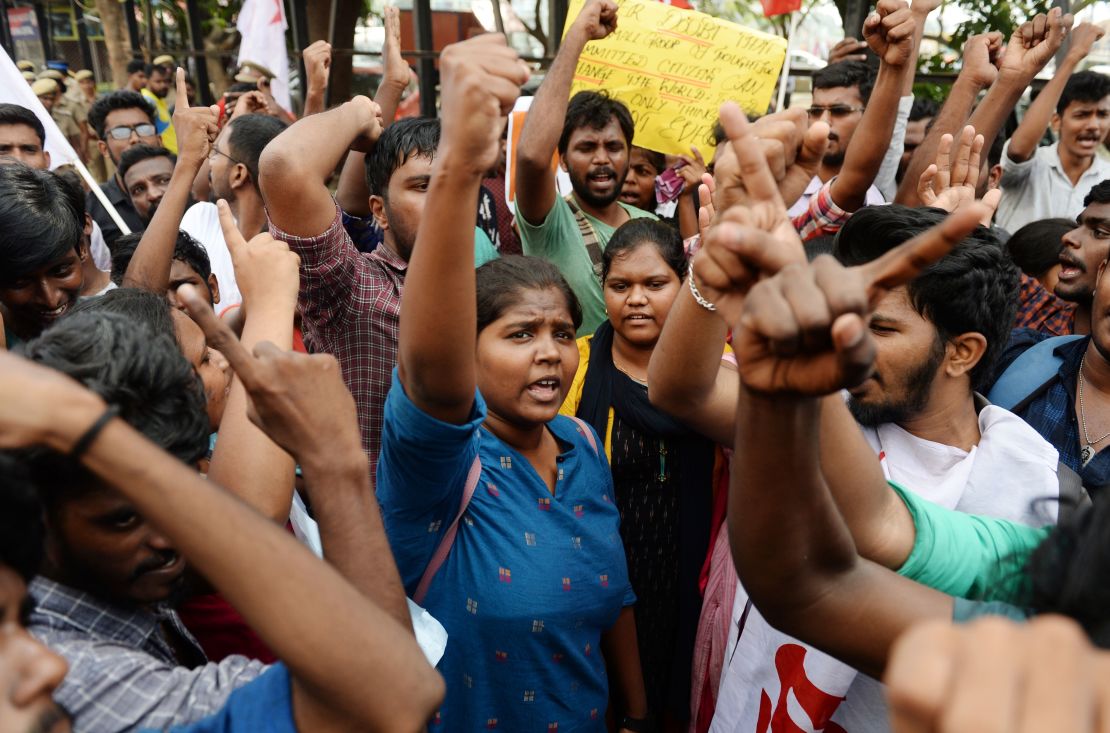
776, 11, 800, 111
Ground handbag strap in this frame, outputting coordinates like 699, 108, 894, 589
565, 195, 605, 284
411, 416, 600, 605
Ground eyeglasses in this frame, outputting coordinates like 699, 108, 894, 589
106, 123, 157, 140
806, 105, 865, 119
208, 147, 244, 166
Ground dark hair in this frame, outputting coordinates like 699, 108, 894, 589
0, 456, 44, 582
909, 97, 939, 122
88, 90, 154, 139
0, 163, 82, 285
1027, 495, 1110, 647
557, 91, 635, 157
602, 219, 686, 282
146, 63, 170, 77
69, 286, 175, 338
53, 168, 88, 219
987, 132, 1005, 168
0, 103, 45, 146
813, 60, 875, 104
108, 231, 211, 291
226, 113, 288, 184
1058, 71, 1110, 114
476, 255, 582, 333
1085, 179, 1110, 207
16, 311, 208, 503
1006, 218, 1073, 278
833, 205, 1019, 390
126, 59, 146, 75
225, 81, 258, 94
712, 120, 728, 146
631, 146, 666, 175
172, 230, 213, 281
107, 232, 143, 286
118, 144, 175, 184
365, 117, 440, 199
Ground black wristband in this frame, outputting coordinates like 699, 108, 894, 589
70, 405, 120, 459
619, 715, 655, 733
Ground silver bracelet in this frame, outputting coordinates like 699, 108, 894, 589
688, 272, 717, 312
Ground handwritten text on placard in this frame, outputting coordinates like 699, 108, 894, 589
564, 0, 787, 156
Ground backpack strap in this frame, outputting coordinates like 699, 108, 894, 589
987, 335, 1084, 411
565, 195, 605, 284
412, 417, 599, 605
413, 456, 483, 606
1056, 461, 1092, 525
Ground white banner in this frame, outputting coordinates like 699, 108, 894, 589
236, 0, 292, 112
0, 44, 80, 167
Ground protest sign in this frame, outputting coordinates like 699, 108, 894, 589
564, 0, 786, 156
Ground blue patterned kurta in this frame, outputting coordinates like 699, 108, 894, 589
377, 371, 634, 731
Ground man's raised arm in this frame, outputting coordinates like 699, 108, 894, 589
259, 96, 383, 238
830, 0, 919, 212
514, 0, 616, 226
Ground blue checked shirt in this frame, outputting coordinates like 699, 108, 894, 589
28, 577, 266, 732
993, 329, 1110, 491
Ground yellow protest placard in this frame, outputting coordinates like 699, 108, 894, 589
563, 0, 787, 157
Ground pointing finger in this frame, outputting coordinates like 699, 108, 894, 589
176, 68, 189, 109
719, 101, 785, 207
216, 199, 248, 256
860, 204, 988, 304
178, 284, 261, 389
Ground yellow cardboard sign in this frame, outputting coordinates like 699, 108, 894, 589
564, 0, 787, 157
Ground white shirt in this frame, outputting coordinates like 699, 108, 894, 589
90, 221, 111, 272
180, 202, 242, 314
995, 141, 1110, 233
710, 404, 1060, 733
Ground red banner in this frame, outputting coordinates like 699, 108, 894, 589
760, 0, 802, 17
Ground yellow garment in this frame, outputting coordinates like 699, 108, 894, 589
559, 334, 732, 459
141, 89, 177, 153
561, 335, 616, 457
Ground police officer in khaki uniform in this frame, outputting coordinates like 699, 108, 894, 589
31, 77, 82, 157
39, 70, 89, 160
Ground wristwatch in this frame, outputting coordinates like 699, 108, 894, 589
618, 715, 656, 733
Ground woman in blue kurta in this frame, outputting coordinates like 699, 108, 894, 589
374, 63, 648, 732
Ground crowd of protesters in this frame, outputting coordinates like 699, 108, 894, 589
6, 0, 1110, 730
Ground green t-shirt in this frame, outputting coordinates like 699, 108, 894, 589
518, 196, 656, 336
474, 226, 499, 267
892, 482, 1052, 606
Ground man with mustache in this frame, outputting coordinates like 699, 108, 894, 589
995, 23, 1110, 232
516, 0, 657, 335
992, 180, 1110, 486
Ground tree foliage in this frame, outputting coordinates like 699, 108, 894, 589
919, 0, 1052, 73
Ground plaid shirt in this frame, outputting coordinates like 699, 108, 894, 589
993, 329, 1110, 490
28, 577, 265, 732
1014, 272, 1077, 336
271, 206, 406, 475
793, 178, 851, 241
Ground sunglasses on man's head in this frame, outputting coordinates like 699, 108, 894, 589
106, 123, 157, 140
806, 105, 865, 119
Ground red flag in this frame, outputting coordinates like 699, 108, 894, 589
760, 0, 801, 17
656, 0, 693, 7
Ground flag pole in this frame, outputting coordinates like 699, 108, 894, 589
776, 11, 799, 111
